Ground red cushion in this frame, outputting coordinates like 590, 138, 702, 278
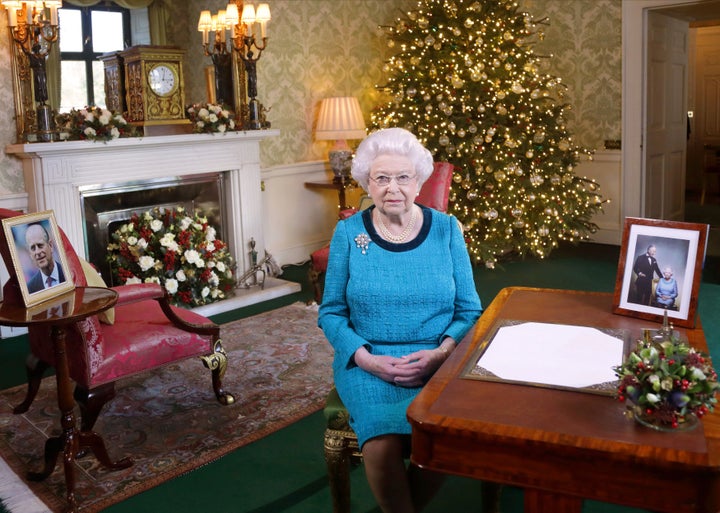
88, 300, 214, 385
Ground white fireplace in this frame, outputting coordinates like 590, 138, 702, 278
5, 130, 300, 316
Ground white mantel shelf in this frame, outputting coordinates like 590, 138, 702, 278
4, 130, 300, 314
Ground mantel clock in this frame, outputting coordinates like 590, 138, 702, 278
119, 45, 190, 131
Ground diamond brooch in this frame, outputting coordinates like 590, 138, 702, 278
354, 233, 370, 254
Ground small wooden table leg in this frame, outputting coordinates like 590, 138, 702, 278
27, 325, 131, 512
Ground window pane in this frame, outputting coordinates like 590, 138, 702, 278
61, 61, 88, 111
92, 61, 106, 109
59, 9, 83, 52
91, 11, 124, 53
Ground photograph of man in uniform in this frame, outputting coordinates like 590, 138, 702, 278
18, 222, 66, 293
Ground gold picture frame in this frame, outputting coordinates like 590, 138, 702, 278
1, 210, 75, 307
613, 217, 709, 328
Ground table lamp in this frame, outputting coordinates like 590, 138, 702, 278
315, 97, 366, 183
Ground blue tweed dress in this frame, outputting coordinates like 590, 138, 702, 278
318, 205, 482, 448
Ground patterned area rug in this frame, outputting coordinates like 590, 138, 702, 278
0, 303, 332, 513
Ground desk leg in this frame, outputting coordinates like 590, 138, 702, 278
27, 326, 132, 513
524, 489, 582, 513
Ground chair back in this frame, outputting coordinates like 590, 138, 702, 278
417, 162, 454, 212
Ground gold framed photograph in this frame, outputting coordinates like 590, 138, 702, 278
1, 210, 74, 307
613, 217, 709, 328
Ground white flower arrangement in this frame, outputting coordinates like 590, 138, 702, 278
186, 103, 237, 134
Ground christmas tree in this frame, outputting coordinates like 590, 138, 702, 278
371, 0, 605, 268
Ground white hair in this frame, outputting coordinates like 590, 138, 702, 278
351, 128, 434, 190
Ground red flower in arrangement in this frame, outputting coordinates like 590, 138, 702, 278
106, 206, 236, 308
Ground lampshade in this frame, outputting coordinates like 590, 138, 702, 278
224, 3, 239, 25
197, 10, 212, 31
255, 3, 271, 22
315, 97, 366, 141
241, 4, 256, 23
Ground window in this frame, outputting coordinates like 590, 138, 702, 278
59, 4, 130, 111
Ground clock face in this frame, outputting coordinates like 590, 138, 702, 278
147, 64, 177, 97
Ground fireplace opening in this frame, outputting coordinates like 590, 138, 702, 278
80, 173, 226, 285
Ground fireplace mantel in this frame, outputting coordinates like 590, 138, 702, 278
6, 131, 279, 274
4, 130, 302, 316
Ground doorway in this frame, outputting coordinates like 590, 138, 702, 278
623, 0, 720, 255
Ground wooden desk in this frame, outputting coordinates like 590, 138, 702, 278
408, 287, 720, 513
0, 287, 131, 513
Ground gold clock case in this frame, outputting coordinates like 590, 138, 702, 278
120, 45, 188, 125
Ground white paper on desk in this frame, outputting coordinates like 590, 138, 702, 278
475, 322, 624, 388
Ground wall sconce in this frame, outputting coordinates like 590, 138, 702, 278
315, 97, 367, 183
2, 0, 62, 142
198, 1, 271, 130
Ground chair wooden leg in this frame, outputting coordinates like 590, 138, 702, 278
200, 338, 235, 406
324, 428, 352, 513
13, 354, 49, 414
74, 382, 116, 432
308, 266, 324, 304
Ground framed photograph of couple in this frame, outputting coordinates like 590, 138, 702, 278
1, 210, 74, 307
613, 217, 709, 328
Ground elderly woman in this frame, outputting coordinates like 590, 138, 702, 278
655, 266, 679, 308
318, 127, 482, 513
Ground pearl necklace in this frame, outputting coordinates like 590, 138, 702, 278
375, 207, 418, 243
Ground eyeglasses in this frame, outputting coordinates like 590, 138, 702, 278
368, 174, 417, 186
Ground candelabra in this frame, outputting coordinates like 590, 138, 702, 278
2, 0, 62, 142
198, 1, 271, 130
197, 9, 234, 105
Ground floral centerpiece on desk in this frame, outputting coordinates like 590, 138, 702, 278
186, 103, 236, 134
106, 206, 236, 308
614, 333, 719, 430
55, 106, 139, 142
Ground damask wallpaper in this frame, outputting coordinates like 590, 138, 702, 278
0, 0, 621, 196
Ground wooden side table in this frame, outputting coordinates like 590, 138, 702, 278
0, 286, 131, 513
305, 177, 357, 214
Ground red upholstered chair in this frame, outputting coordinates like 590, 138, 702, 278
0, 208, 234, 438
309, 161, 454, 304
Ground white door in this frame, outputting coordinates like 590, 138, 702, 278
644, 11, 689, 220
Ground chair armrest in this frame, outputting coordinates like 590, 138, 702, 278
112, 283, 165, 305
156, 295, 220, 336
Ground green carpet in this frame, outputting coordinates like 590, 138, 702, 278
1, 242, 719, 513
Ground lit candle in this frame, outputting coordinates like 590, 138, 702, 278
7, 7, 18, 27
198, 10, 212, 45
256, 4, 270, 38
49, 6, 58, 26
